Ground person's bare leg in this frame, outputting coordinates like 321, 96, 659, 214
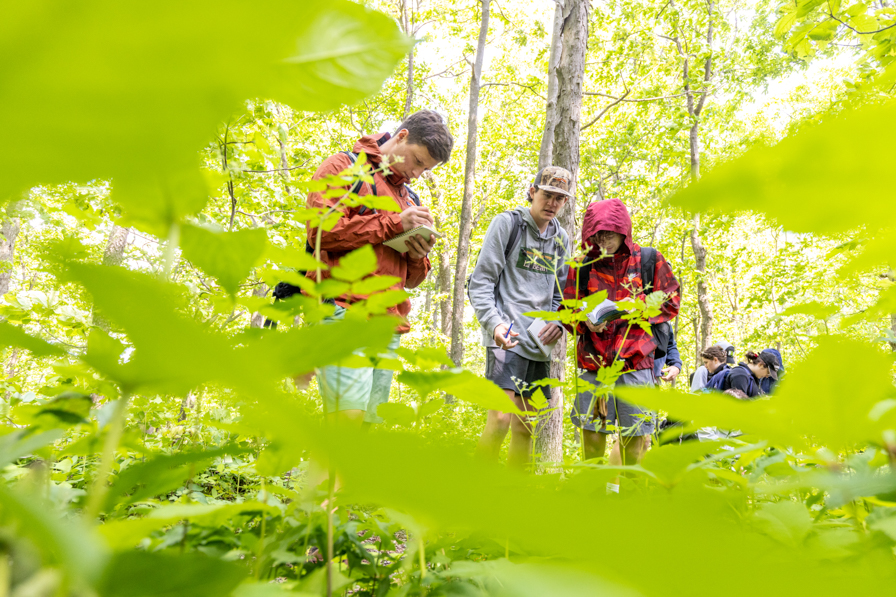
581, 429, 608, 462
506, 393, 537, 470
608, 435, 648, 466
476, 398, 513, 460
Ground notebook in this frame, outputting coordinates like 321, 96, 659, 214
586, 299, 626, 325
384, 225, 441, 253
527, 318, 560, 356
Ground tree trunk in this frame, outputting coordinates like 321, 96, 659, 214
537, 0, 564, 170
0, 215, 21, 296
683, 3, 714, 354
400, 0, 415, 120
422, 171, 452, 339
249, 283, 269, 328
534, 0, 589, 471
449, 0, 490, 368
93, 224, 131, 332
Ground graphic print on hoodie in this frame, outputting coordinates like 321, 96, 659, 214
468, 206, 572, 362
561, 199, 680, 372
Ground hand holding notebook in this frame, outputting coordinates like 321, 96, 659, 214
384, 225, 441, 253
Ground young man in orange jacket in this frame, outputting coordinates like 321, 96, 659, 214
305, 110, 454, 428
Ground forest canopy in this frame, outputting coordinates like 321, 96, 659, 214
1, 0, 896, 596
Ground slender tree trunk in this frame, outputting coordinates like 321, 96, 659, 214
400, 0, 415, 120
423, 171, 452, 339
535, 0, 589, 471
537, 0, 564, 170
449, 0, 490, 368
249, 283, 269, 328
682, 3, 714, 353
93, 224, 131, 332
0, 215, 22, 296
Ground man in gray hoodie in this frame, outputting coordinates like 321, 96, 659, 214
468, 166, 573, 468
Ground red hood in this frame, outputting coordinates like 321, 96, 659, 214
581, 199, 633, 255
352, 132, 409, 187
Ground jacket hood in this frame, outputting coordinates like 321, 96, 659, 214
581, 199, 633, 254
352, 132, 409, 187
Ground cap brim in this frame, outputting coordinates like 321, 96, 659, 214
538, 185, 573, 198
767, 368, 778, 381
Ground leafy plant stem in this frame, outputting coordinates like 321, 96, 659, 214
255, 479, 267, 579
418, 532, 426, 580
84, 393, 130, 521
162, 223, 181, 280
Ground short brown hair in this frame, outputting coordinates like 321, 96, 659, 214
702, 346, 726, 362
394, 110, 454, 164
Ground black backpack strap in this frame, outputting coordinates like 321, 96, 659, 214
640, 246, 657, 292
341, 151, 378, 215
503, 210, 524, 262
405, 185, 422, 207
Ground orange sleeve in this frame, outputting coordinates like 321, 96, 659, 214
406, 255, 431, 289
306, 154, 404, 252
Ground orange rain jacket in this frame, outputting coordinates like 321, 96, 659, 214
305, 133, 431, 333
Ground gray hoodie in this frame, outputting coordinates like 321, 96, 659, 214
468, 206, 571, 362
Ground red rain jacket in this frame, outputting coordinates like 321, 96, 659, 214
562, 199, 680, 372
305, 133, 431, 333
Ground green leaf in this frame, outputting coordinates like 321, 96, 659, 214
377, 402, 417, 426
774, 301, 839, 320
670, 104, 896, 237
331, 245, 378, 282
264, 243, 326, 273
351, 275, 401, 295
619, 336, 896, 451
754, 501, 813, 547
180, 225, 268, 296
97, 551, 246, 597
0, 0, 410, 232
397, 370, 525, 414
0, 321, 66, 357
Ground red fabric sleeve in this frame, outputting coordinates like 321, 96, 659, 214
405, 256, 431, 289
306, 154, 404, 252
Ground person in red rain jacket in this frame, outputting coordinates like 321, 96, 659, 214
562, 199, 680, 468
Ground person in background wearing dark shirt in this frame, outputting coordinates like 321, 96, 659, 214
759, 348, 784, 394
653, 330, 682, 383
701, 345, 729, 385
723, 351, 778, 398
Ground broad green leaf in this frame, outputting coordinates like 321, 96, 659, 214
331, 245, 378, 282
0, 429, 65, 468
670, 104, 896, 236
0, 0, 410, 233
0, 484, 107, 584
774, 301, 839, 320
640, 441, 724, 487
180, 225, 268, 296
397, 370, 525, 414
619, 336, 896, 451
351, 275, 402, 295
264, 244, 326, 273
97, 551, 246, 597
377, 402, 417, 426
753, 501, 814, 547
0, 321, 65, 357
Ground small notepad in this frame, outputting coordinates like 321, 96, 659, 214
384, 225, 441, 253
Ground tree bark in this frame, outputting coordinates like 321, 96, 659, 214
423, 171, 452, 339
93, 224, 131, 332
249, 283, 269, 328
535, 0, 589, 471
449, 0, 490, 368
400, 0, 415, 120
682, 3, 714, 354
0, 215, 21, 296
537, 0, 564, 170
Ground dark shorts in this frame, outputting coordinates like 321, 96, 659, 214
570, 369, 655, 436
485, 348, 552, 403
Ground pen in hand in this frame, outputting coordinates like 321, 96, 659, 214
504, 322, 514, 339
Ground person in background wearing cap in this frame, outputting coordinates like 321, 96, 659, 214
722, 350, 778, 398
759, 348, 784, 394
469, 166, 573, 469
690, 340, 735, 391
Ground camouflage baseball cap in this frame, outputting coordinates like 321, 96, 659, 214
532, 166, 574, 198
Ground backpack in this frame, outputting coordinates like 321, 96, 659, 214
705, 366, 754, 395
465, 210, 526, 295
265, 151, 422, 324
577, 246, 671, 358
